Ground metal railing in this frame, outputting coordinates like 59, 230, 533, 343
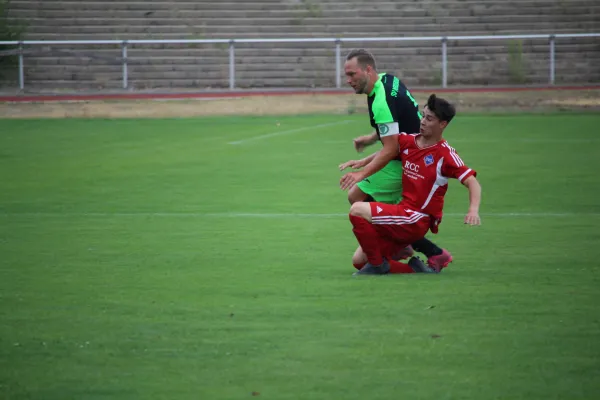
1, 33, 599, 90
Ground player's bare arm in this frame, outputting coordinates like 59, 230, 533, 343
340, 135, 398, 190
353, 131, 378, 153
462, 176, 482, 225
338, 151, 379, 171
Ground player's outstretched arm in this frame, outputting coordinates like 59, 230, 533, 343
462, 176, 482, 225
357, 134, 398, 177
353, 131, 378, 153
340, 135, 398, 190
339, 151, 379, 171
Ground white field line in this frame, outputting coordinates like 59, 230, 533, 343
0, 212, 598, 218
228, 120, 354, 145
290, 138, 600, 144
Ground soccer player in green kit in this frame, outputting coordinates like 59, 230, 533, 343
339, 49, 452, 270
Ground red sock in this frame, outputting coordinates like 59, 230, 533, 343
388, 259, 415, 274
353, 262, 366, 270
349, 215, 384, 265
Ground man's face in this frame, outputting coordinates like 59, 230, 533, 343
420, 106, 447, 138
344, 57, 370, 94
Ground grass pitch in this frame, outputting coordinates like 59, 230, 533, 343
1, 113, 599, 399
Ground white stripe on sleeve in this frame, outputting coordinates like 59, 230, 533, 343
458, 169, 472, 182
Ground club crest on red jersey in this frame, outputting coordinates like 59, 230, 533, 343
424, 154, 434, 166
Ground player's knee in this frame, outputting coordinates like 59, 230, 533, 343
347, 185, 367, 204
352, 249, 367, 267
349, 202, 362, 217
349, 202, 371, 219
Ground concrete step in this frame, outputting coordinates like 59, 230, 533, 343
20, 16, 597, 33
21, 25, 598, 41
11, 8, 432, 19
22, 63, 598, 90
11, 0, 599, 11
19, 77, 335, 90
13, 3, 600, 14
17, 12, 599, 26
23, 71, 596, 91
22, 54, 596, 76
11, 1, 299, 12
11, 7, 599, 22
11, 3, 599, 22
19, 43, 598, 66
24, 65, 344, 77
23, 53, 598, 68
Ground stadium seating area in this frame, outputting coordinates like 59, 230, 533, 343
5, 0, 600, 90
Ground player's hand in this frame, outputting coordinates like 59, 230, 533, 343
464, 212, 481, 226
338, 159, 365, 171
353, 135, 373, 153
340, 171, 365, 191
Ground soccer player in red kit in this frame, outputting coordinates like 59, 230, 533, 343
348, 94, 482, 275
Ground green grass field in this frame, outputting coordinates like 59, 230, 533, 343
1, 112, 599, 400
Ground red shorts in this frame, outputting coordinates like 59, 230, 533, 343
370, 202, 431, 257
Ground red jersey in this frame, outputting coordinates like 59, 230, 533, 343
397, 133, 476, 220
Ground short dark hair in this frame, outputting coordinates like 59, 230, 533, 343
427, 94, 456, 123
345, 48, 377, 70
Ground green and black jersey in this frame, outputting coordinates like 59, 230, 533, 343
367, 73, 422, 139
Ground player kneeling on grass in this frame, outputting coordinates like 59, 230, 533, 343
345, 94, 482, 275
340, 48, 452, 270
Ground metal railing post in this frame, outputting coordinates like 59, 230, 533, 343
549, 34, 555, 85
441, 37, 448, 88
229, 39, 235, 90
122, 40, 128, 89
18, 41, 24, 90
335, 39, 341, 89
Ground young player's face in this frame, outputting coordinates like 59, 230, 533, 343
344, 58, 369, 94
420, 106, 447, 138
